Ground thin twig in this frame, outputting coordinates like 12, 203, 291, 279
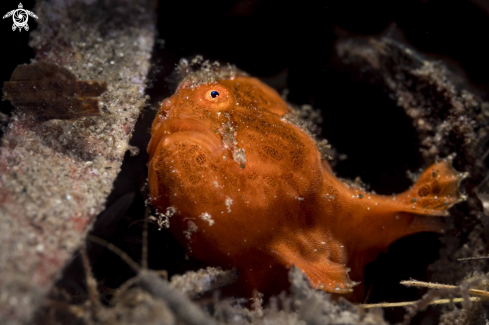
86, 234, 140, 273
363, 282, 374, 304
458, 256, 489, 261
110, 276, 140, 305
401, 280, 489, 298
142, 205, 150, 270
43, 299, 86, 318
87, 234, 218, 325
359, 297, 481, 308
80, 245, 100, 306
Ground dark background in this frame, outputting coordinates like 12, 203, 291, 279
2, 0, 489, 324
0, 0, 36, 115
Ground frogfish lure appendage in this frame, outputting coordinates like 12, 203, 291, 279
147, 66, 466, 298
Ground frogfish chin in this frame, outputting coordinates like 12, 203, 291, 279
147, 65, 467, 299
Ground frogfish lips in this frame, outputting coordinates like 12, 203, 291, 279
148, 117, 222, 162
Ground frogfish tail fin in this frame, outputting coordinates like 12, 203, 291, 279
400, 157, 468, 216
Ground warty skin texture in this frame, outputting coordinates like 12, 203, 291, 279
148, 71, 465, 299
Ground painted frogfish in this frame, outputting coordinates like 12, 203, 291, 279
148, 64, 466, 298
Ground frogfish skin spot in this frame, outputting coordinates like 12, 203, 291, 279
147, 66, 467, 299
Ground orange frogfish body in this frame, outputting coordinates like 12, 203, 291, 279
148, 66, 466, 298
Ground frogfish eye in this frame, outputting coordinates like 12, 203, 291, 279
201, 85, 230, 106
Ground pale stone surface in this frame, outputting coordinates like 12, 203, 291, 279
0, 0, 156, 323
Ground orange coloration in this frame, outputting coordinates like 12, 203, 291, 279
148, 70, 466, 298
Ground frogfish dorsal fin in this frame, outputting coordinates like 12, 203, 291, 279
398, 158, 468, 216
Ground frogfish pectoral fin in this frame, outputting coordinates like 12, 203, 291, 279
271, 242, 359, 294
398, 158, 468, 216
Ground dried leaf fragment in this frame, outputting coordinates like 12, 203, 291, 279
3, 61, 107, 119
